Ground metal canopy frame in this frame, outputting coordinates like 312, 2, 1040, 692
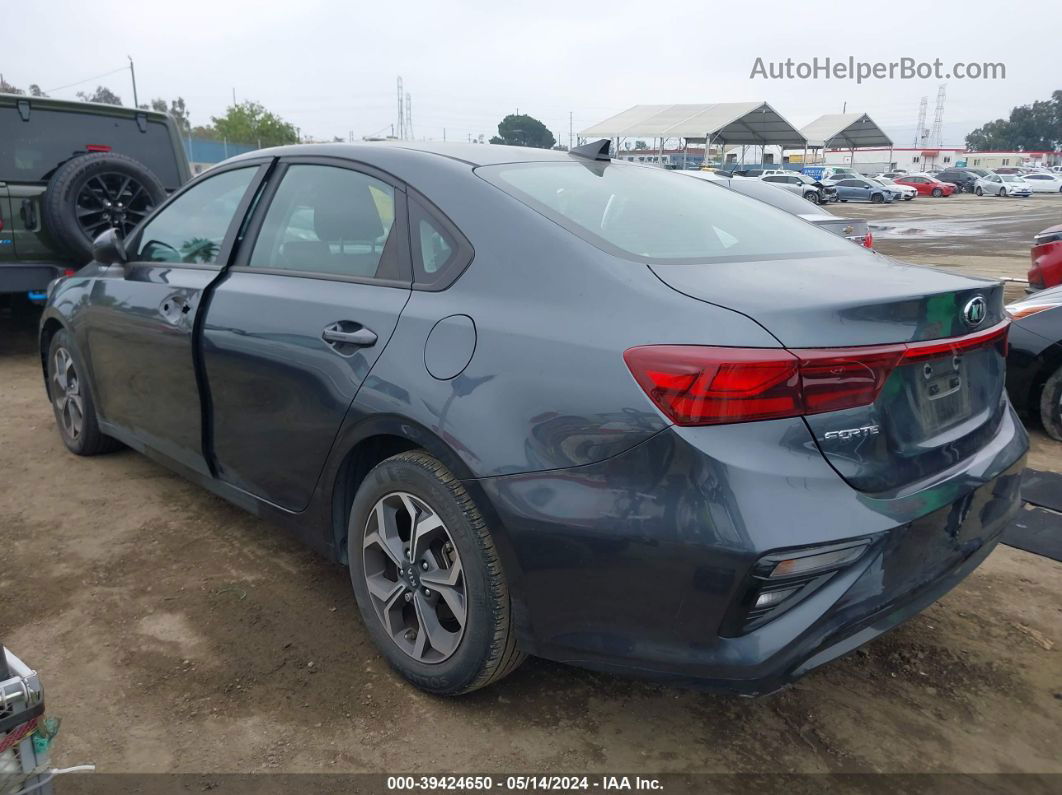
580, 102, 808, 164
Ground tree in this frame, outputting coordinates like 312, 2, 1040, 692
76, 86, 122, 105
141, 97, 191, 136
634, 140, 648, 150
28, 84, 47, 97
965, 91, 1062, 152
209, 100, 298, 148
489, 113, 556, 149
1, 75, 24, 94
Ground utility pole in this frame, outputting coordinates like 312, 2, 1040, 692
396, 76, 405, 140
569, 111, 573, 150
127, 56, 139, 108
232, 87, 237, 106
405, 92, 413, 140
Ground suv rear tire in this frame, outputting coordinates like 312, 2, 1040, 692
41, 153, 166, 263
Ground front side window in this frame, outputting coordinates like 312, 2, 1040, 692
136, 167, 257, 264
481, 162, 853, 263
249, 164, 396, 279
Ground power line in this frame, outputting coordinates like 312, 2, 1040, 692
45, 66, 129, 94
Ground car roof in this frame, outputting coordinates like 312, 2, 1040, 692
225, 141, 579, 168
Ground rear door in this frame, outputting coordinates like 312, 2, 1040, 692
200, 158, 411, 511
84, 161, 268, 475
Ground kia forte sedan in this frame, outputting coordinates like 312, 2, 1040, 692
39, 141, 1027, 696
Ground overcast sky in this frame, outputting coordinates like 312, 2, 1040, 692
6, 0, 1059, 148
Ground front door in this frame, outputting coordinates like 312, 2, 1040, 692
201, 160, 411, 511
84, 162, 267, 475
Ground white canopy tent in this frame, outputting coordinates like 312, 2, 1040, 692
579, 102, 808, 165
799, 113, 893, 167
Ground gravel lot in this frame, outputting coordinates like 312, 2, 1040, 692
2, 192, 1060, 777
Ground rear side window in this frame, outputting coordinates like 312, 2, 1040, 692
408, 195, 474, 289
0, 107, 182, 188
137, 167, 257, 264
482, 162, 851, 263
248, 164, 399, 281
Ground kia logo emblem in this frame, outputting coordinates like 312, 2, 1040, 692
963, 296, 986, 327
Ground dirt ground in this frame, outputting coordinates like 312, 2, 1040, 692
2, 193, 1061, 777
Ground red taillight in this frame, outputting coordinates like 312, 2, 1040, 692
63, 268, 77, 278
623, 346, 801, 425
863, 229, 873, 248
86, 144, 112, 152
624, 320, 1010, 426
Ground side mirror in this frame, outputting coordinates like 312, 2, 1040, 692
92, 228, 128, 267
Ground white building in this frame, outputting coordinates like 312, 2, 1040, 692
820, 146, 965, 174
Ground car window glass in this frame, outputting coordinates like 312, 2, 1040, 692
0, 107, 183, 189
417, 217, 454, 273
136, 167, 256, 264
249, 164, 396, 279
483, 162, 853, 263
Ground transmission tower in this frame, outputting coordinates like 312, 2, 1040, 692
913, 96, 927, 146
929, 84, 946, 147
405, 92, 413, 140
396, 76, 405, 140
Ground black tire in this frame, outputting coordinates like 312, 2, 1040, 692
41, 153, 166, 263
46, 329, 122, 455
348, 451, 525, 694
1040, 366, 1062, 442
998, 188, 1007, 197
932, 188, 943, 197
975, 186, 984, 196
871, 193, 884, 204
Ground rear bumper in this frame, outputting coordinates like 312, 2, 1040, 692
0, 262, 67, 294
480, 406, 1027, 694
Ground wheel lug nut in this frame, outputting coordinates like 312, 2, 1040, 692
404, 592, 412, 602
421, 561, 429, 570
444, 543, 453, 553
422, 588, 431, 597
404, 629, 415, 640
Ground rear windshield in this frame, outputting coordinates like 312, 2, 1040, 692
0, 106, 182, 188
480, 161, 851, 263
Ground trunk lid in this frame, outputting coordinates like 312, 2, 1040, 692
650, 254, 1009, 494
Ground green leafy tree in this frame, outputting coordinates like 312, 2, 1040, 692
634, 140, 648, 150
210, 100, 299, 148
28, 84, 47, 97
966, 90, 1062, 151
489, 113, 556, 149
76, 86, 123, 105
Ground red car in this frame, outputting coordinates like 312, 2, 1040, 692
892, 175, 956, 197
1029, 224, 1062, 291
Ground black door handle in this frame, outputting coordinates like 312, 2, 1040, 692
322, 323, 377, 348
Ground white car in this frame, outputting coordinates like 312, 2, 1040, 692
974, 173, 1032, 197
872, 177, 916, 201
1022, 172, 1062, 193
759, 171, 826, 203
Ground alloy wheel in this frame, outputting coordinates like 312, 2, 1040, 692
51, 347, 84, 441
362, 491, 467, 663
75, 172, 157, 240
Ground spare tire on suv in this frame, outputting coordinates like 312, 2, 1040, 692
41, 152, 166, 263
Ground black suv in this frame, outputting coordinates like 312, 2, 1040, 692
937, 168, 987, 193
1, 94, 191, 299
